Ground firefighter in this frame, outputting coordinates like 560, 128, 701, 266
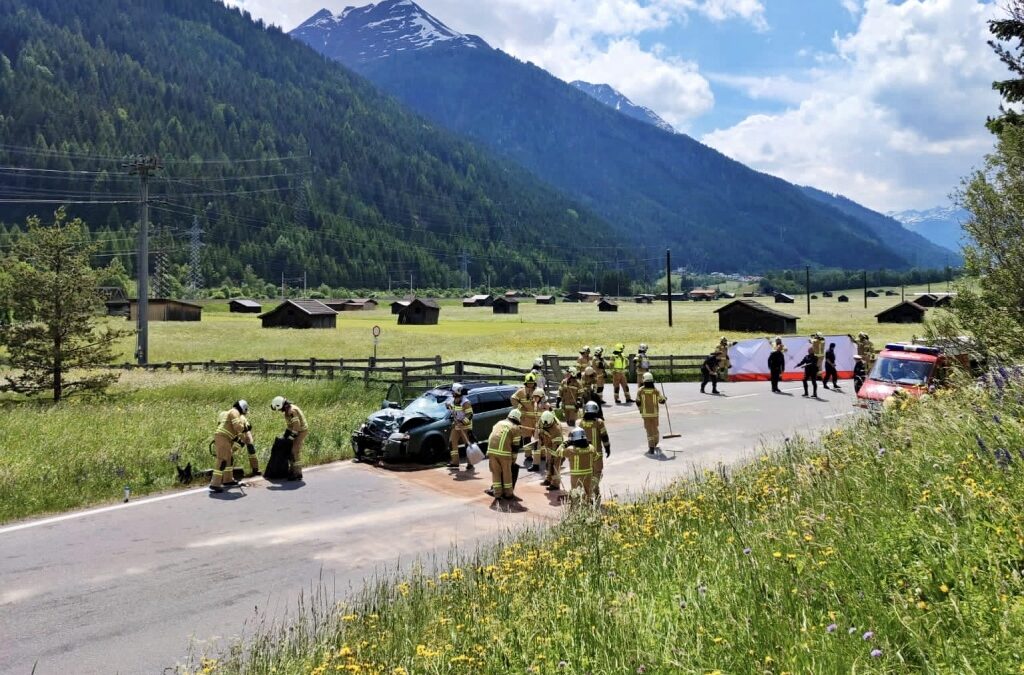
700, 352, 720, 395
445, 383, 474, 470
537, 411, 565, 490
557, 368, 581, 426
857, 332, 876, 372
768, 337, 786, 393
715, 337, 732, 381
592, 346, 608, 403
611, 343, 633, 404
823, 342, 840, 390
557, 428, 595, 502
511, 373, 543, 471
576, 346, 591, 372
531, 357, 547, 393
210, 400, 255, 493
487, 409, 524, 500
853, 355, 866, 393
634, 343, 651, 388
579, 401, 610, 494
796, 346, 820, 398
580, 366, 601, 414
270, 396, 307, 480
636, 372, 665, 454
811, 332, 826, 381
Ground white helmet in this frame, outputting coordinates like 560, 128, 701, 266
643, 372, 654, 384
234, 400, 249, 414
638, 343, 648, 353
271, 396, 287, 411
452, 383, 465, 396
533, 357, 544, 368
540, 411, 557, 427
508, 408, 523, 423
584, 401, 600, 415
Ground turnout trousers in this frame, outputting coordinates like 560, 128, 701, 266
449, 426, 471, 464
291, 431, 307, 478
211, 434, 236, 488
489, 454, 514, 498
569, 473, 593, 501
612, 371, 631, 402
643, 417, 660, 448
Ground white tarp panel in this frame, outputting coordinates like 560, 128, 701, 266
727, 335, 858, 382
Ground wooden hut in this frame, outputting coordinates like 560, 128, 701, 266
398, 298, 441, 325
715, 299, 798, 334
229, 298, 262, 314
811, 295, 819, 300
598, 298, 619, 312
101, 286, 130, 317
689, 289, 718, 302
325, 298, 378, 312
492, 297, 520, 315
865, 290, 880, 298
391, 298, 413, 315
914, 293, 955, 308
774, 293, 795, 304
128, 299, 202, 322
885, 290, 898, 297
822, 291, 834, 298
656, 292, 688, 301
259, 299, 337, 329
535, 295, 556, 305
634, 295, 653, 304
876, 301, 927, 324
462, 294, 494, 308
838, 295, 850, 303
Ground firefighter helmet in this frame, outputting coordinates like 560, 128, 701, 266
524, 373, 538, 385
643, 372, 655, 384
568, 428, 589, 447
234, 400, 249, 415
581, 345, 591, 354
270, 396, 286, 411
595, 346, 604, 356
452, 383, 465, 396
540, 411, 557, 428
533, 357, 544, 368
614, 342, 625, 353
583, 401, 600, 415
584, 366, 595, 377
638, 343, 648, 353
508, 408, 523, 423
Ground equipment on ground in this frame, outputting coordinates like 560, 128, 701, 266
660, 383, 681, 440
466, 443, 485, 465
264, 435, 294, 480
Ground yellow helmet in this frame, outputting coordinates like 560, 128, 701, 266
523, 373, 538, 385
615, 342, 625, 353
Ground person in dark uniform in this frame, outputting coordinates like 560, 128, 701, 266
700, 352, 720, 395
853, 355, 866, 394
796, 347, 820, 398
767, 338, 786, 393
823, 342, 840, 390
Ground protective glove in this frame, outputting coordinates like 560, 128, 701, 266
284, 430, 296, 440
245, 423, 253, 432
605, 446, 611, 458
635, 399, 641, 408
246, 443, 256, 453
555, 397, 562, 408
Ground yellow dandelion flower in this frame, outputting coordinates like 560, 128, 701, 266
940, 584, 949, 594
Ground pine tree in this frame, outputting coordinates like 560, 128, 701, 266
989, 1, 1024, 133
0, 209, 133, 401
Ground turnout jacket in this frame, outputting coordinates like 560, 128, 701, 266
216, 408, 250, 442
636, 386, 665, 417
556, 442, 595, 476
447, 397, 473, 429
558, 377, 580, 410
285, 405, 308, 434
579, 416, 610, 451
487, 419, 522, 458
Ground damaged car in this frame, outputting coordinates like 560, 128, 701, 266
352, 382, 518, 464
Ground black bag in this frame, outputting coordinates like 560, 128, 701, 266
264, 435, 294, 480
511, 462, 520, 488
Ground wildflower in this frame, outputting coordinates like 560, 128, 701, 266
637, 667, 647, 674
826, 624, 837, 633
940, 584, 949, 594
994, 414, 1002, 425
743, 547, 752, 555
917, 601, 928, 610
976, 435, 988, 454
697, 585, 707, 596
557, 661, 568, 669
995, 448, 1012, 468
877, 447, 886, 458
863, 631, 874, 641
870, 649, 883, 658
679, 600, 688, 611
848, 627, 857, 635
773, 551, 782, 559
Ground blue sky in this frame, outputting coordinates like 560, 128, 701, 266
230, 0, 1005, 213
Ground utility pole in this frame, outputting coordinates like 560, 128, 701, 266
863, 270, 868, 309
281, 272, 285, 300
666, 249, 673, 328
187, 215, 204, 298
902, 284, 905, 302
125, 155, 161, 365
805, 265, 811, 315
303, 271, 307, 296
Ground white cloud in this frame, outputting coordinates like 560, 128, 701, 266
703, 0, 1005, 212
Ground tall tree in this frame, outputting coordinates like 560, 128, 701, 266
988, 1, 1024, 133
0, 209, 132, 401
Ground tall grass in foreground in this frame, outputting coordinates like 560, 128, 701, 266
200, 372, 1024, 674
0, 372, 384, 522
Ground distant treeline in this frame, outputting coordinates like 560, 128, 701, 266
760, 268, 958, 295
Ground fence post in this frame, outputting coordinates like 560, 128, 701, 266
669, 355, 675, 380
402, 366, 409, 391
434, 355, 442, 375
328, 366, 335, 380
259, 358, 267, 377
627, 353, 636, 381
230, 361, 238, 374
455, 361, 464, 377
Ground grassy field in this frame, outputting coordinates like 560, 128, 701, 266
113, 285, 947, 365
0, 372, 385, 523
198, 371, 1024, 674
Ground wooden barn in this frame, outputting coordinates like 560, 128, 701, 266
398, 298, 441, 325
598, 298, 619, 312
914, 293, 955, 308
128, 299, 202, 322
838, 295, 850, 303
876, 301, 927, 324
229, 298, 262, 314
259, 299, 337, 329
535, 295, 556, 305
715, 299, 798, 334
689, 289, 718, 301
101, 286, 130, 317
564, 291, 601, 303
493, 297, 519, 315
865, 290, 880, 298
656, 292, 688, 301
885, 290, 898, 297
774, 293, 795, 304
822, 291, 834, 298
462, 294, 494, 308
391, 298, 413, 315
634, 295, 653, 304
325, 298, 378, 312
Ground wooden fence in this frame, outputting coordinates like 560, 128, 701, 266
542, 353, 705, 387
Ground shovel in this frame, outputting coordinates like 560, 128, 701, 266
660, 383, 682, 440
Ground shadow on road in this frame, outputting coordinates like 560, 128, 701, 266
452, 470, 484, 483
645, 451, 677, 462
207, 490, 246, 501
489, 499, 528, 513
266, 480, 306, 491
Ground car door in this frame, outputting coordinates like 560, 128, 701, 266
469, 390, 512, 447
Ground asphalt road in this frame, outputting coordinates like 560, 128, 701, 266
0, 381, 860, 674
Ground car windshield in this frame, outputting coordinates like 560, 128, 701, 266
403, 390, 450, 419
869, 357, 933, 386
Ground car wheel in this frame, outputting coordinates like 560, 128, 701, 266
419, 436, 446, 464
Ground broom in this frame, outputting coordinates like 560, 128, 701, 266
660, 383, 681, 440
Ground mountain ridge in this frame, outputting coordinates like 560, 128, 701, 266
570, 81, 675, 133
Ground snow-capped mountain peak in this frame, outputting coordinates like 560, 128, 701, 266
291, 1, 488, 64
571, 81, 675, 134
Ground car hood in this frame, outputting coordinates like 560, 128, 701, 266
365, 408, 443, 434
858, 379, 925, 402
